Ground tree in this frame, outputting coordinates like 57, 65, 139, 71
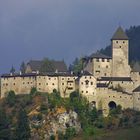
30, 87, 37, 97
64, 127, 76, 140
10, 66, 15, 74
0, 107, 11, 140
6, 90, 16, 106
15, 108, 31, 140
69, 57, 83, 74
20, 61, 26, 74
40, 58, 55, 72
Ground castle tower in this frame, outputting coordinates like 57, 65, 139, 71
111, 27, 131, 77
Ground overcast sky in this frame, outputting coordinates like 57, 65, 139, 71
0, 0, 140, 73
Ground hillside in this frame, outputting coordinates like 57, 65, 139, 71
1, 90, 140, 140
99, 26, 140, 63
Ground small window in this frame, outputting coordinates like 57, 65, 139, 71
91, 82, 93, 85
62, 83, 64, 85
49, 78, 51, 80
120, 46, 121, 48
86, 91, 88, 93
81, 91, 84, 93
39, 83, 41, 85
107, 59, 110, 62
98, 65, 100, 68
52, 83, 54, 85
85, 76, 87, 79
116, 41, 118, 43
96, 58, 99, 62
85, 80, 89, 85
102, 58, 105, 62
120, 96, 122, 98
13, 83, 15, 85
62, 78, 64, 80
123, 41, 125, 44
104, 73, 107, 76
96, 70, 100, 73
81, 82, 83, 85
106, 65, 108, 68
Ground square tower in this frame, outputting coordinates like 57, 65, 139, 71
111, 27, 131, 77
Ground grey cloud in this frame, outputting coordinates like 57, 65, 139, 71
0, 0, 140, 73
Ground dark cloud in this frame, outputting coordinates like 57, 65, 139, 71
0, 0, 140, 73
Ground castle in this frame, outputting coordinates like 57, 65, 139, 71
1, 27, 140, 115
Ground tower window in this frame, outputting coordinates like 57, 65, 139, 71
123, 41, 125, 44
120, 46, 121, 48
116, 41, 118, 43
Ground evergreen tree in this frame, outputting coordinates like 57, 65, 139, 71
15, 108, 30, 140
69, 57, 83, 74
0, 107, 11, 140
20, 61, 26, 74
40, 58, 55, 72
6, 90, 16, 106
10, 66, 15, 74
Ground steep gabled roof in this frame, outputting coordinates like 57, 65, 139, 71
89, 53, 112, 59
27, 60, 43, 71
111, 26, 129, 40
27, 60, 67, 72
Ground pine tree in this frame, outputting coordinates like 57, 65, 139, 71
10, 66, 15, 74
0, 107, 11, 140
15, 108, 30, 140
20, 61, 26, 74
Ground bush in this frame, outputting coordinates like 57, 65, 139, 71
64, 127, 76, 140
30, 87, 37, 97
6, 90, 16, 106
40, 104, 48, 114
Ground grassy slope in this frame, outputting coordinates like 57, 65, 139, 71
102, 126, 140, 140
73, 126, 140, 140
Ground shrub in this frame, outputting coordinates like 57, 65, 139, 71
30, 87, 37, 97
6, 90, 16, 106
